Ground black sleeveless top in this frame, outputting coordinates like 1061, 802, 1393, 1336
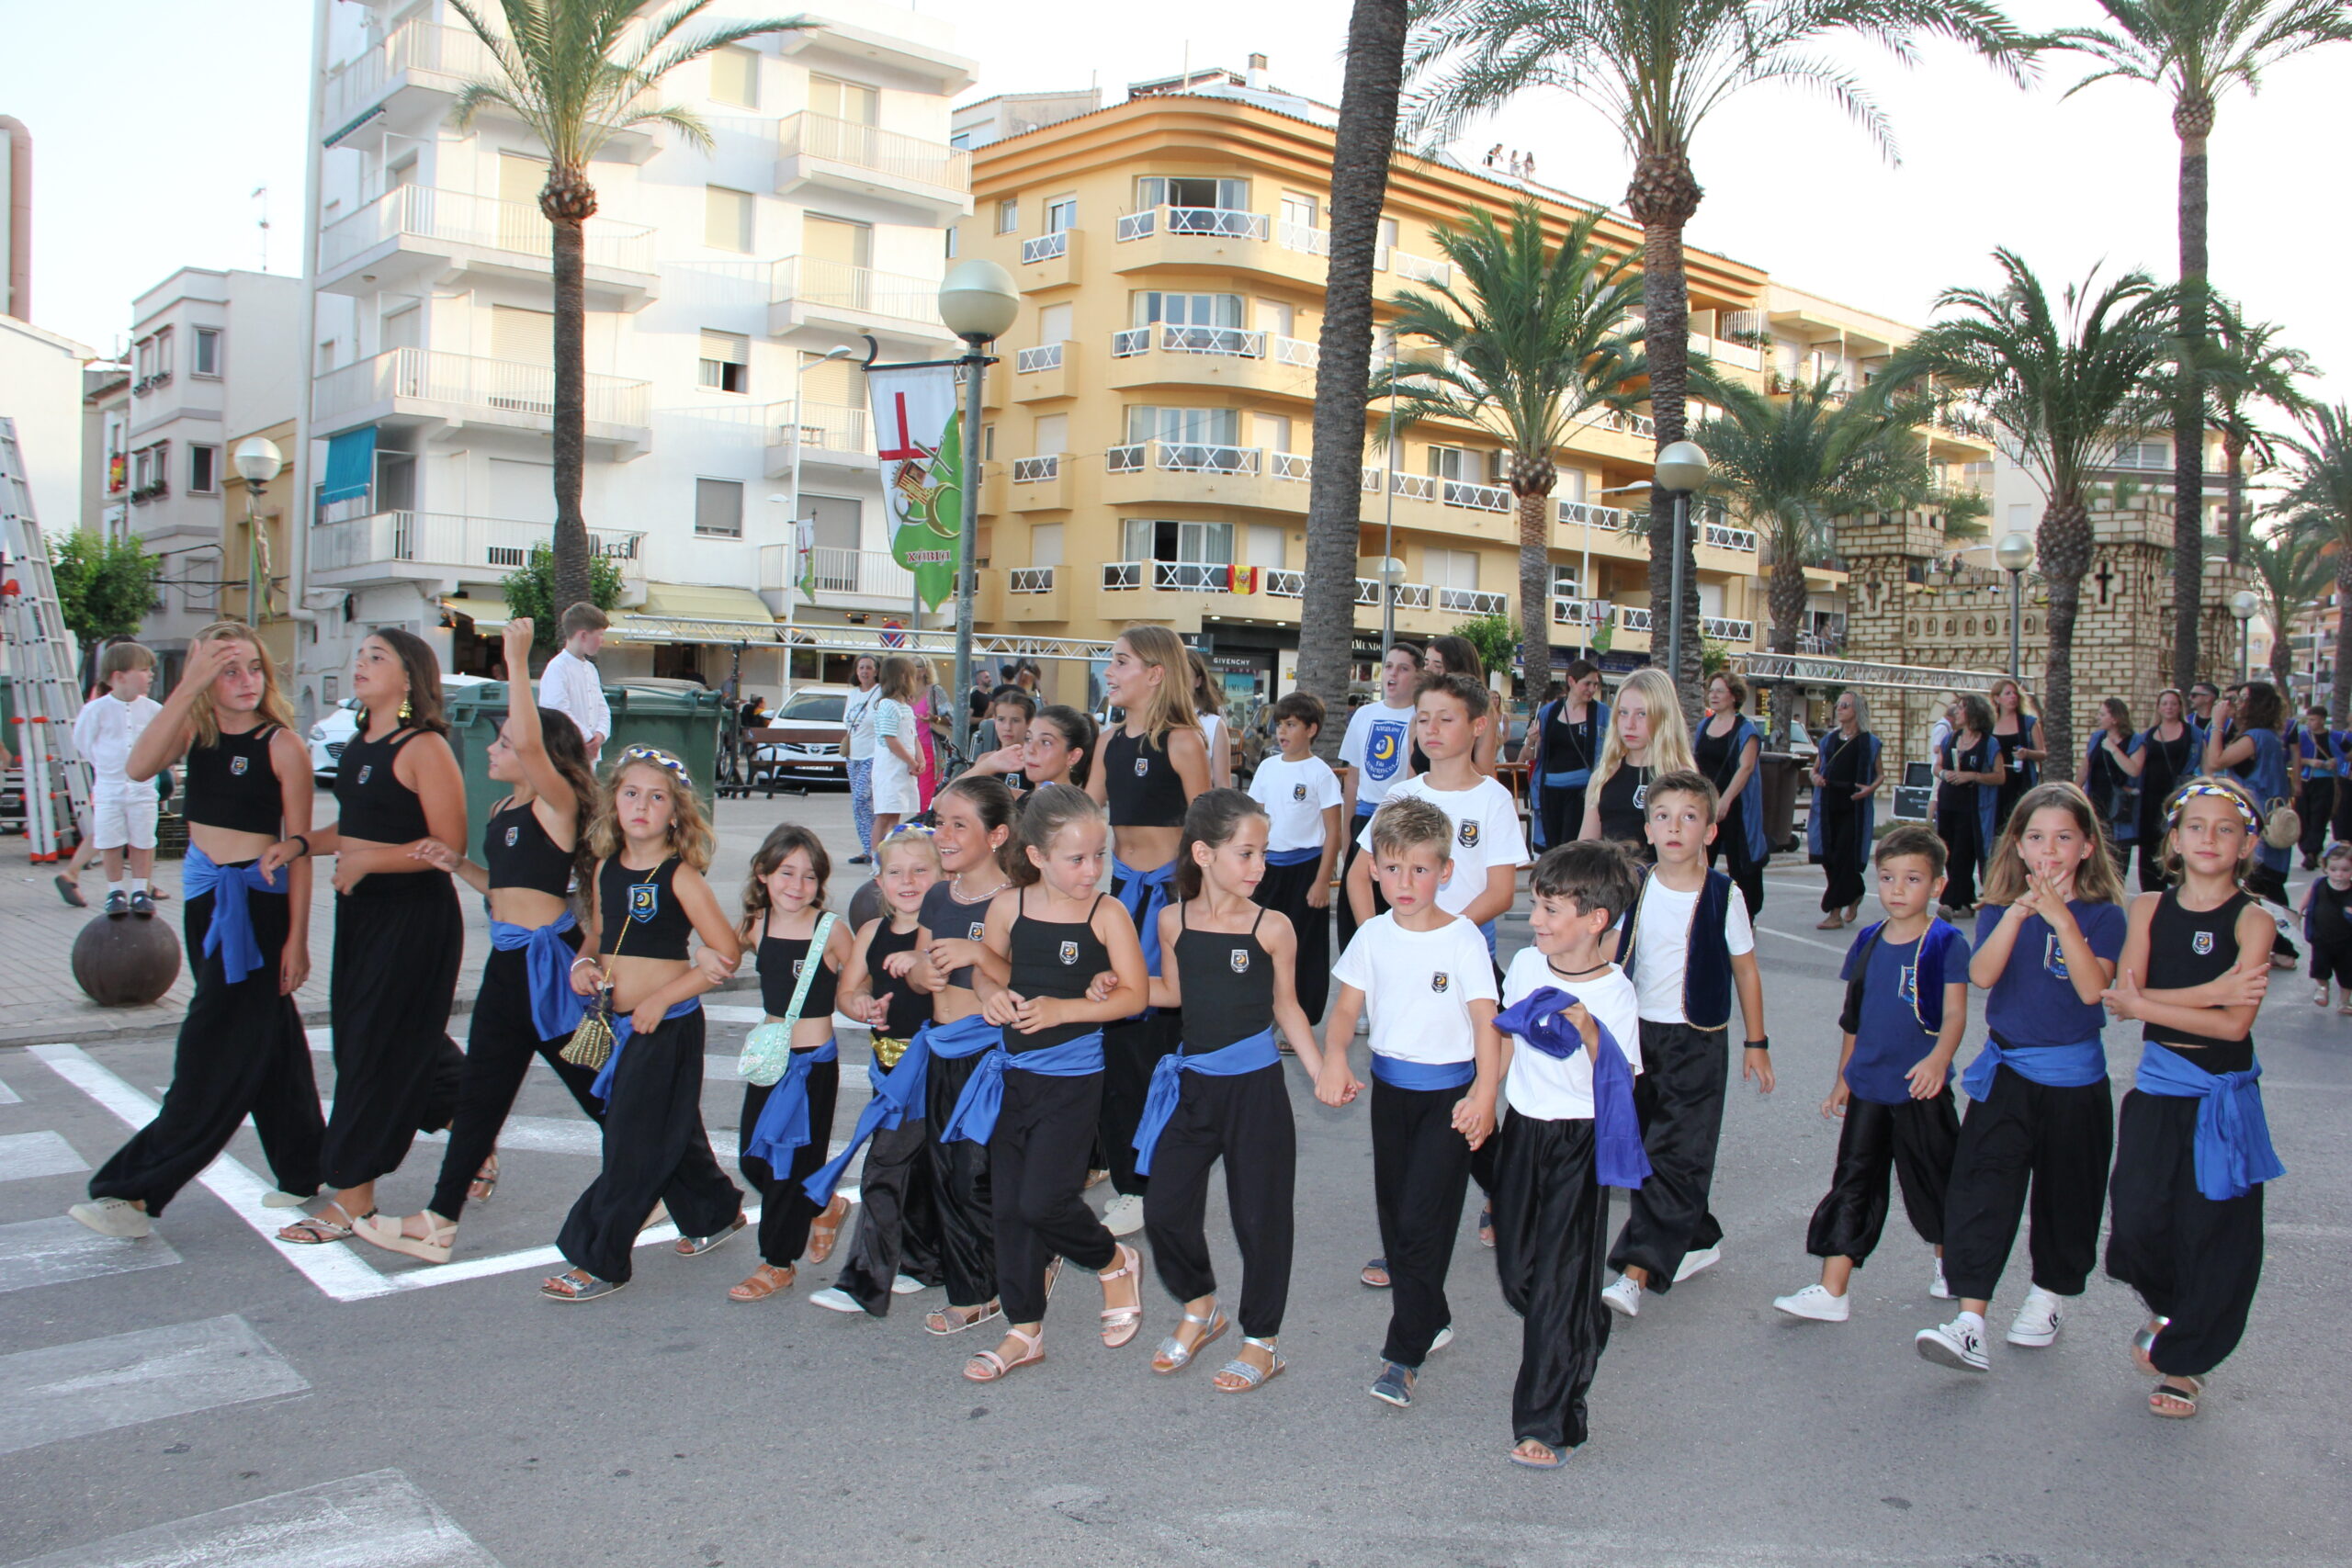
184, 724, 282, 836
758, 924, 840, 1020
865, 919, 931, 1039
1596, 761, 1652, 850
482, 800, 572, 897
598, 856, 693, 961
334, 726, 432, 842
919, 879, 996, 990
1103, 728, 1188, 829
1006, 891, 1109, 1051
1175, 904, 1273, 1053
1543, 702, 1600, 777
2143, 888, 2258, 1072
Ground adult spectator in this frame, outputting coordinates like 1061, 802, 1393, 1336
967, 664, 997, 725
1807, 690, 1882, 929
537, 603, 611, 764
1987, 677, 2044, 834
2079, 696, 2142, 875
2188, 682, 2219, 730
1695, 671, 1769, 918
2204, 681, 2299, 964
1521, 660, 1606, 852
2297, 705, 2337, 869
842, 653, 880, 863
1933, 692, 2002, 915
2121, 687, 2199, 891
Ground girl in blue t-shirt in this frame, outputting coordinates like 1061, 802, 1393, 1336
1916, 783, 2128, 1376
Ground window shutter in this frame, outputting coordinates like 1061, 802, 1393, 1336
490, 306, 553, 366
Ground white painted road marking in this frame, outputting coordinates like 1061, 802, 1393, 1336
0, 1314, 308, 1458
0, 1076, 21, 1105
1752, 924, 1852, 956
1, 1468, 500, 1568
0, 1130, 88, 1183
0, 1216, 182, 1295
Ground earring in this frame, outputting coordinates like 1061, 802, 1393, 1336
398, 694, 413, 722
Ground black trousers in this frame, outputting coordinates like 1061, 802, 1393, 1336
2335, 778, 2352, 846
1609, 1020, 1728, 1289
89, 884, 322, 1215
1806, 1091, 1960, 1264
429, 941, 604, 1222
2311, 936, 2352, 988
1251, 858, 1332, 1023
1820, 807, 1868, 914
323, 874, 466, 1190
1100, 1010, 1179, 1197
557, 1010, 741, 1282
1938, 806, 1981, 908
923, 1043, 998, 1310
1492, 1112, 1611, 1450
1336, 818, 1388, 958
2301, 777, 2335, 863
1537, 784, 1587, 856
1941, 1065, 2112, 1302
832, 1112, 944, 1314
1371, 1076, 1474, 1366
1706, 834, 1766, 921
2105, 1089, 2265, 1377
1141, 1063, 1295, 1337
990, 1067, 1118, 1323
739, 1054, 841, 1268
2247, 862, 2300, 961
2135, 832, 2174, 893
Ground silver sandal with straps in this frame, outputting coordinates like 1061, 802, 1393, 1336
1214, 1337, 1286, 1393
1151, 1304, 1228, 1374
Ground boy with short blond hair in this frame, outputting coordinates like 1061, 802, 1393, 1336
73, 641, 163, 918
538, 602, 610, 763
1247, 690, 1342, 1021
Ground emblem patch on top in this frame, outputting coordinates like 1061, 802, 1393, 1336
356, 764, 372, 785
1430, 971, 1451, 993
2043, 934, 2069, 979
2192, 930, 2215, 956
1058, 940, 1080, 964
1293, 783, 1308, 802
1458, 819, 1480, 848
505, 825, 520, 847
628, 884, 660, 921
1134, 755, 1149, 777
1230, 948, 1250, 973
229, 755, 249, 776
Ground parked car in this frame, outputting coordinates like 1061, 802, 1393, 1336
309, 675, 492, 781
750, 683, 854, 787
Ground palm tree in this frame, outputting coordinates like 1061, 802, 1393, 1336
2053, 0, 2352, 684
1402, 0, 2030, 714
449, 0, 805, 608
1378, 203, 1645, 699
1298, 0, 1412, 739
2209, 306, 2317, 561
2243, 518, 2330, 694
2272, 407, 2352, 719
1883, 250, 2175, 767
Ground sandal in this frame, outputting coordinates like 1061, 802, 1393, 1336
1361, 1257, 1392, 1289
2131, 1317, 2168, 1376
1478, 1205, 1495, 1249
1509, 1438, 1570, 1470
1151, 1304, 1229, 1375
277, 1201, 369, 1245
539, 1269, 627, 1303
356, 1210, 457, 1264
53, 874, 85, 908
1815, 913, 1846, 931
1213, 1337, 1286, 1393
964, 1324, 1045, 1382
805, 1192, 851, 1264
729, 1263, 796, 1302
469, 1155, 499, 1205
1041, 1255, 1064, 1300
2149, 1375, 2203, 1418
924, 1300, 1002, 1337
673, 1213, 748, 1257
1098, 1243, 1145, 1348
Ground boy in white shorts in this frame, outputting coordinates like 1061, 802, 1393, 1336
73, 642, 164, 917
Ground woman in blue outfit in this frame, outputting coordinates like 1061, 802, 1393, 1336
1808, 690, 1883, 930
2203, 682, 2299, 966
2079, 697, 2143, 877
1523, 661, 1607, 853
1694, 671, 1769, 919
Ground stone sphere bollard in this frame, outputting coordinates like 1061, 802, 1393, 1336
71, 915, 183, 1008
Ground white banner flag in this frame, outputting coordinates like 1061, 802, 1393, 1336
865, 364, 964, 610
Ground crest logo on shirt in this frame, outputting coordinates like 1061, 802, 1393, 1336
1899, 964, 1918, 1007
505, 825, 520, 848
1430, 970, 1451, 993
356, 764, 372, 785
1058, 940, 1080, 965
1367, 720, 1405, 782
229, 755, 249, 776
1230, 948, 1250, 973
1134, 755, 1150, 777
792, 959, 806, 979
1631, 784, 1648, 811
2043, 934, 2069, 979
1293, 783, 1308, 802
967, 921, 986, 942
629, 884, 660, 922
1458, 820, 1480, 848
2192, 930, 2216, 955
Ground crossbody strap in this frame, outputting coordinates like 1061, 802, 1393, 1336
776, 910, 838, 1032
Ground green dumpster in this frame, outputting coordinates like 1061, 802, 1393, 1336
442, 682, 515, 853
604, 682, 726, 807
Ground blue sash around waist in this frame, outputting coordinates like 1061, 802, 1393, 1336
1370, 1053, 1476, 1091
801, 1028, 933, 1207
182, 844, 283, 987
939, 1030, 1106, 1146
1493, 987, 1651, 1189
1544, 767, 1594, 790
1353, 801, 1376, 818
1112, 857, 1180, 978
1264, 846, 1322, 868
588, 997, 705, 1104
489, 910, 586, 1041
922, 1010, 1002, 1060
1132, 1026, 1282, 1176
1962, 1032, 2109, 1100
741, 1039, 842, 1169
2134, 1043, 2286, 1201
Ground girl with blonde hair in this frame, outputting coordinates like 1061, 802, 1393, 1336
1579, 667, 1694, 859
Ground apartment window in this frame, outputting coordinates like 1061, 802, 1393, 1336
981, 423, 996, 461
996, 197, 1019, 234
1125, 406, 1241, 446
133, 330, 173, 388
808, 74, 878, 125
1425, 548, 1478, 590
382, 303, 424, 353
192, 328, 221, 378
1037, 302, 1073, 343
1045, 197, 1077, 233
1279, 191, 1319, 229
698, 329, 752, 394
1033, 413, 1068, 455
490, 305, 553, 366
705, 185, 755, 253
1134, 291, 1242, 328
130, 442, 169, 498
1257, 413, 1293, 453
710, 46, 759, 108
2115, 438, 2169, 468
1122, 517, 1234, 564
1425, 445, 1476, 480
944, 228, 958, 259
695, 477, 745, 537
104, 412, 128, 494
1030, 522, 1064, 568
1137, 176, 1248, 211
188, 443, 220, 495
1377, 216, 1400, 263
317, 339, 338, 374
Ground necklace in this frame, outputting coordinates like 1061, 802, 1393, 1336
1547, 957, 1612, 981
952, 872, 1009, 904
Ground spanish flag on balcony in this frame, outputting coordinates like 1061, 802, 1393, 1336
1229, 564, 1259, 594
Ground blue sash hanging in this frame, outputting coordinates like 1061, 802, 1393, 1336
2133, 1043, 2286, 1201
1264, 846, 1321, 868
1131, 1026, 1283, 1175
1368, 1054, 1476, 1091
1111, 857, 1180, 978
922, 1010, 1001, 1060
182, 845, 282, 986
741, 1039, 842, 1169
1961, 1032, 2108, 1100
801, 1030, 933, 1207
489, 910, 586, 1041
1492, 987, 1650, 1188
939, 1030, 1107, 1145
588, 998, 704, 1104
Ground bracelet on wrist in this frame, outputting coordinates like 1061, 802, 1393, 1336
1746, 1036, 1770, 1052
289, 834, 311, 858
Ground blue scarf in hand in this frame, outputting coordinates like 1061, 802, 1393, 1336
1492, 987, 1649, 1189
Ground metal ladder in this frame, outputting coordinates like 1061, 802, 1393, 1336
0, 417, 92, 862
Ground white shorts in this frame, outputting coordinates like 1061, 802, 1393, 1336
93, 787, 160, 851
870, 761, 921, 817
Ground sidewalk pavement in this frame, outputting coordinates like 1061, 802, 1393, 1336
0, 783, 860, 1048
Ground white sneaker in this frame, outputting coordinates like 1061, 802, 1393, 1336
1427, 1324, 1455, 1355
809, 1287, 864, 1314
2006, 1287, 2065, 1348
1930, 1259, 1953, 1300
1773, 1284, 1849, 1323
1916, 1314, 1989, 1371
890, 1273, 926, 1295
68, 1198, 151, 1238
1673, 1244, 1722, 1283
1101, 1192, 1146, 1235
1600, 1275, 1642, 1318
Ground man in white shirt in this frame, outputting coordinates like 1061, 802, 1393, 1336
537, 603, 612, 764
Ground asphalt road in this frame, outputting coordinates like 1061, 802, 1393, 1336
2, 854, 2347, 1568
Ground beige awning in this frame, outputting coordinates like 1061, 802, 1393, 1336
607, 583, 781, 647
441, 592, 517, 631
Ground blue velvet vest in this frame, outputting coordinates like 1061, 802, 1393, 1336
1618, 866, 1736, 1031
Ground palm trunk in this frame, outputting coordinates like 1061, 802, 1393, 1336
1766, 543, 1808, 746
2269, 622, 2294, 695
2169, 107, 2212, 687
2335, 553, 2352, 726
544, 171, 596, 613
1514, 483, 1555, 706
2040, 497, 2092, 768
1297, 0, 1408, 750
1627, 151, 1702, 722
2223, 430, 2246, 565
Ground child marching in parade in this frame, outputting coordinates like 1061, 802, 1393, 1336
1244, 692, 1342, 1024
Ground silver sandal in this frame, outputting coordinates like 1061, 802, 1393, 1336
1151, 1305, 1228, 1375
1213, 1336, 1286, 1393
277, 1201, 369, 1246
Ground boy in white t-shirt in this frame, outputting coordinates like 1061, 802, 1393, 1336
1604, 770, 1773, 1321
1493, 839, 1644, 1468
1246, 691, 1343, 1022
1323, 795, 1501, 1411
71, 642, 164, 917
1336, 642, 1422, 954
1345, 672, 1528, 953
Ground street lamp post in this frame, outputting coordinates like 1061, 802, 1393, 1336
775, 346, 854, 690
2232, 589, 2261, 685
1654, 441, 1711, 705
231, 436, 284, 625
936, 260, 1019, 757
1996, 531, 2035, 681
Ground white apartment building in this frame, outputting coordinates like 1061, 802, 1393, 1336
300, 0, 972, 712
0, 314, 98, 540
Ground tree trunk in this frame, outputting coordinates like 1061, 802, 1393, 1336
1297, 0, 1408, 754
543, 169, 597, 614
2169, 109, 2212, 688
1766, 542, 1808, 746
2335, 554, 2352, 726
1514, 481, 1555, 708
2039, 497, 2093, 768
2223, 430, 2245, 565
1626, 152, 1703, 723
2269, 624, 2295, 695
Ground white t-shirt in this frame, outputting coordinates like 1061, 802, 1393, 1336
1247, 753, 1342, 853
1339, 700, 1416, 811
870, 697, 921, 809
1330, 911, 1498, 1065
842, 685, 879, 762
73, 693, 163, 790
538, 648, 611, 761
1628, 871, 1757, 1023
1354, 773, 1529, 919
1499, 949, 1642, 1121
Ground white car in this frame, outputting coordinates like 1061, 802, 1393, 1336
309, 675, 492, 780
750, 683, 854, 787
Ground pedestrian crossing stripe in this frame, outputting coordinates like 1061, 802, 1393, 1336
2, 1468, 500, 1567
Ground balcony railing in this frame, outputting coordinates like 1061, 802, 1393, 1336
1264, 569, 1306, 598
1008, 567, 1057, 592
773, 399, 870, 454
1390, 471, 1437, 502
1618, 606, 1654, 632
1115, 206, 1272, 243
1015, 342, 1065, 373
1020, 231, 1070, 265
1391, 582, 1432, 610
1385, 247, 1453, 287
1551, 597, 1613, 628
1702, 523, 1759, 552
1578, 405, 1657, 440
322, 20, 492, 128
1012, 456, 1059, 482
1558, 500, 1634, 531
319, 186, 654, 276
1105, 440, 1261, 477
1276, 221, 1329, 255
778, 111, 969, 193
1439, 587, 1508, 615
311, 348, 650, 429
1702, 615, 1756, 643
1442, 478, 1511, 513
1109, 323, 1320, 368
803, 546, 914, 599
1101, 559, 1240, 593
310, 510, 644, 575
773, 257, 944, 327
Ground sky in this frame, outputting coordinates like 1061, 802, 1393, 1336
9, 0, 2349, 403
